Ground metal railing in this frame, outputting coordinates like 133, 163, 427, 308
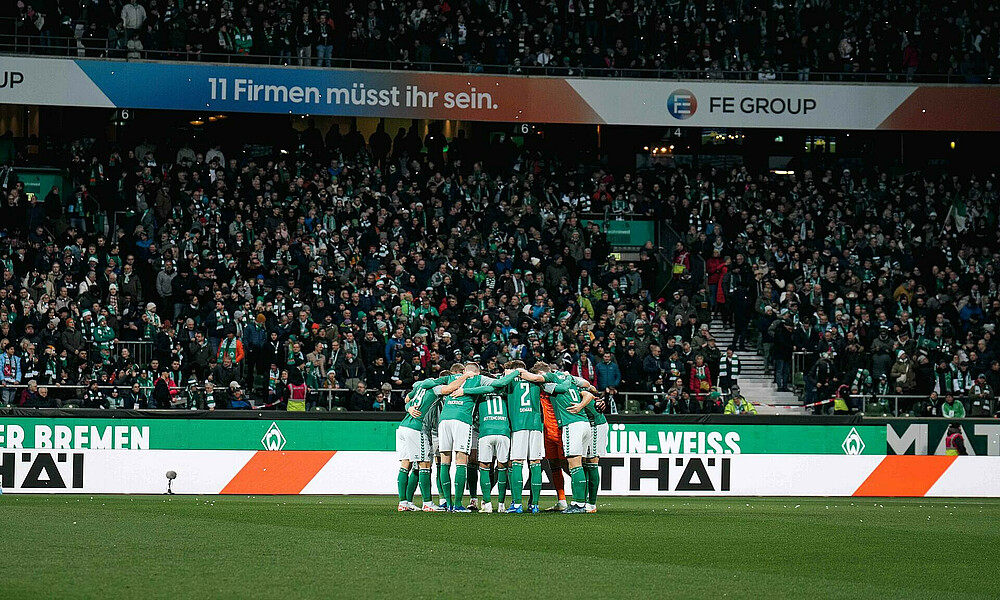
0, 31, 993, 84
110, 340, 154, 365
1, 382, 379, 411
2, 383, 746, 415
848, 394, 996, 418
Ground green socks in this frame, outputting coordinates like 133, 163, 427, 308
479, 467, 492, 502
454, 465, 468, 507
440, 463, 452, 507
467, 464, 477, 500
435, 463, 446, 503
509, 463, 524, 504
529, 462, 543, 506
406, 468, 419, 502
497, 468, 508, 505
418, 468, 432, 505
569, 466, 587, 505
584, 463, 600, 505
397, 468, 409, 502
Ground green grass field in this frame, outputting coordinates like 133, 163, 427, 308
3, 495, 998, 599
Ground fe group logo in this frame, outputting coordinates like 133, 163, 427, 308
667, 89, 697, 120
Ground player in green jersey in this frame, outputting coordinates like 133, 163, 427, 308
453, 364, 522, 513
431, 363, 467, 507
582, 392, 608, 513
520, 365, 598, 514
397, 370, 467, 511
548, 369, 601, 513
438, 363, 496, 512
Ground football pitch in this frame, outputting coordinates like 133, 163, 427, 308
3, 495, 998, 599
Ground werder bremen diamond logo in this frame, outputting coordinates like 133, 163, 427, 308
841, 427, 865, 455
262, 422, 286, 450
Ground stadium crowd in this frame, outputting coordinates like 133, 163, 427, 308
0, 118, 998, 418
5, 0, 999, 80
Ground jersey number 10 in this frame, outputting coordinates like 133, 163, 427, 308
487, 396, 505, 415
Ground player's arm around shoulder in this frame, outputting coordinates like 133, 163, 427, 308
461, 385, 496, 396
492, 370, 519, 387
517, 369, 546, 384
438, 373, 470, 396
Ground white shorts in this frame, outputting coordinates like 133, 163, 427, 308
396, 427, 432, 462
561, 421, 593, 458
438, 419, 473, 454
587, 423, 609, 459
510, 429, 545, 461
478, 434, 510, 463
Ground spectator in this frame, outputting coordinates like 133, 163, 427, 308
295, 11, 315, 66
1, 344, 23, 406
945, 423, 969, 455
718, 347, 740, 393
212, 355, 240, 392
595, 351, 621, 392
348, 381, 371, 411
941, 394, 967, 419
18, 379, 40, 407
689, 354, 712, 401
724, 386, 757, 415
152, 370, 172, 408
969, 374, 994, 416
228, 381, 251, 409
772, 320, 793, 392
121, 0, 147, 39
286, 371, 309, 412
124, 381, 147, 409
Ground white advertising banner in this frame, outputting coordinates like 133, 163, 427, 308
0, 56, 998, 130
2, 450, 999, 497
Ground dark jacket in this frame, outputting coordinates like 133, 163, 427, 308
152, 379, 172, 408
242, 323, 268, 351
348, 390, 371, 411
772, 323, 794, 360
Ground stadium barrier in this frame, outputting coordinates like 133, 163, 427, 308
3, 450, 998, 497
1, 413, 998, 496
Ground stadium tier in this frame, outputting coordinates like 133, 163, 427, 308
2, 0, 999, 82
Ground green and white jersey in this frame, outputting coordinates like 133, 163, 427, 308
399, 376, 452, 431
477, 391, 510, 437
439, 374, 495, 425
473, 370, 543, 432
542, 372, 590, 427
508, 378, 543, 432
462, 371, 527, 435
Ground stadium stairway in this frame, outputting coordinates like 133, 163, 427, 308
707, 321, 806, 415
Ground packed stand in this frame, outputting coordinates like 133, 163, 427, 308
672, 165, 1000, 417
0, 122, 730, 414
5, 0, 999, 81
2, 122, 998, 417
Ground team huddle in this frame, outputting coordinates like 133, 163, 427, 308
395, 360, 608, 514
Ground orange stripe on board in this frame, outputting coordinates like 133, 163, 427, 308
853, 455, 957, 497
220, 451, 336, 495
